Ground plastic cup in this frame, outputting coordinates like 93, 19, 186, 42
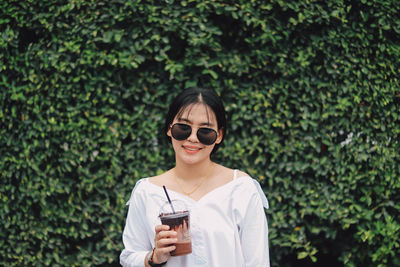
159, 200, 192, 256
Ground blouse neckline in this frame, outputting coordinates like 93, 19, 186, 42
144, 172, 250, 204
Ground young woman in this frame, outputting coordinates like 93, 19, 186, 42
120, 87, 270, 267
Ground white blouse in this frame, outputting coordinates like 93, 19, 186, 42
120, 170, 270, 267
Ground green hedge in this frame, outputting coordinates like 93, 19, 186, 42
1, 0, 399, 266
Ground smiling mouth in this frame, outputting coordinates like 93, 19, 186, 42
183, 145, 202, 152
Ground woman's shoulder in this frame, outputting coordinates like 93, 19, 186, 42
214, 164, 246, 177
235, 169, 250, 179
129, 171, 169, 194
229, 170, 269, 209
227, 168, 263, 192
127, 172, 170, 204
148, 169, 174, 187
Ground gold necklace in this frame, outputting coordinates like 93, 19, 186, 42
173, 164, 215, 196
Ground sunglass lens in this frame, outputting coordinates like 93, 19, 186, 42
171, 123, 191, 140
197, 128, 218, 145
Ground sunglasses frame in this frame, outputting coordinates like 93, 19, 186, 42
170, 123, 219, 146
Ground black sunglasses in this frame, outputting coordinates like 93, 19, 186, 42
170, 123, 218, 146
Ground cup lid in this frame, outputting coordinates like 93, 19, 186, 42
159, 199, 187, 215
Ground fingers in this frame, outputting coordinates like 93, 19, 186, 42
155, 244, 176, 254
155, 224, 170, 233
152, 225, 177, 263
156, 236, 177, 248
155, 225, 177, 239
158, 229, 177, 240
155, 225, 177, 247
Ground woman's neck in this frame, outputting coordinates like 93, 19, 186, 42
174, 160, 215, 182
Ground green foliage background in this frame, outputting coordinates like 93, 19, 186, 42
1, 0, 399, 266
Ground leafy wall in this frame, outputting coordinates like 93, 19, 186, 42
1, 0, 399, 266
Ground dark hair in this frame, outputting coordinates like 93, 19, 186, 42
165, 87, 227, 154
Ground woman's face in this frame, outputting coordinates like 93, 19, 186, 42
167, 103, 223, 165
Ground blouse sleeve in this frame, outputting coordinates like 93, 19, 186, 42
236, 179, 270, 267
120, 180, 152, 267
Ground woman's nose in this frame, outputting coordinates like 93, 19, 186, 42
187, 128, 199, 143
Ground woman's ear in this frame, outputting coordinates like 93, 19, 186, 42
166, 127, 172, 138
215, 128, 224, 144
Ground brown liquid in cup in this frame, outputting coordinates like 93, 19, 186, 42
159, 211, 192, 256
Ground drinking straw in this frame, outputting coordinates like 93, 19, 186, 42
162, 185, 176, 214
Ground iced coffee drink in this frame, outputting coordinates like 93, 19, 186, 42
159, 201, 192, 256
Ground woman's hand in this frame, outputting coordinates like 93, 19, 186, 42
152, 225, 177, 263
